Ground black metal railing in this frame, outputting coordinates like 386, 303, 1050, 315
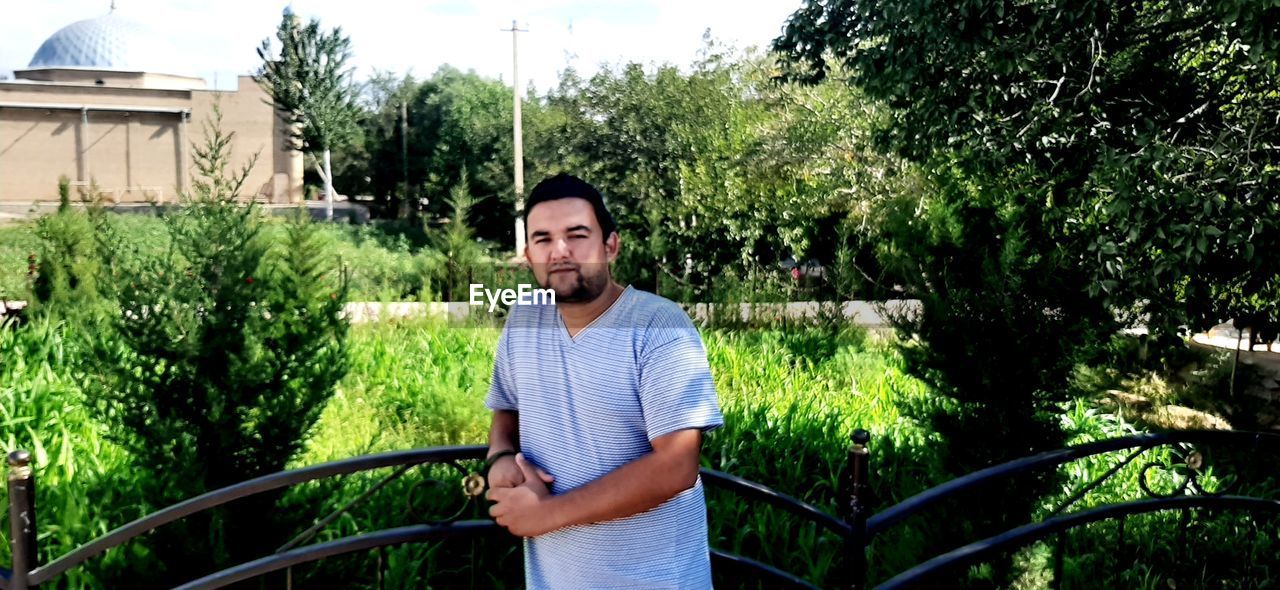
1, 441, 850, 589
860, 429, 1280, 589
3, 429, 1278, 589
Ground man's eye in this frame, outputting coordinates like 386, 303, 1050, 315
570, 234, 587, 240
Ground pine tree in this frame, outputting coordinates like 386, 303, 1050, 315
81, 100, 350, 585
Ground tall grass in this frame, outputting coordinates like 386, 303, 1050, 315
3, 315, 1276, 588
0, 222, 39, 300
0, 319, 141, 588
279, 322, 949, 588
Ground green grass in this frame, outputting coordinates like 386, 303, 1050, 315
0, 221, 39, 299
300, 319, 497, 461
0, 318, 143, 588
3, 313, 1277, 588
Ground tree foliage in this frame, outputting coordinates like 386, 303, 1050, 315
777, 0, 1280, 340
256, 8, 361, 220
255, 9, 361, 154
333, 44, 910, 301
775, 2, 1280, 579
75, 104, 350, 583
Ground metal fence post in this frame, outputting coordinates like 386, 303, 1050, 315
846, 429, 871, 590
8, 450, 37, 589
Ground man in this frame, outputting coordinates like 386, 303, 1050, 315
484, 173, 724, 588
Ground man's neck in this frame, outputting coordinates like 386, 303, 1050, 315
558, 281, 625, 337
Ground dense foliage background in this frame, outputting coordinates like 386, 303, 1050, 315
1, 1, 1277, 588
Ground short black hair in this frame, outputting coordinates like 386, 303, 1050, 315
524, 173, 617, 239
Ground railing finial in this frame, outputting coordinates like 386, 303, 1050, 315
845, 429, 871, 590
8, 447, 38, 589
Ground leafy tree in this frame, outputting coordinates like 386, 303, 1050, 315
776, 0, 1280, 581
523, 39, 913, 300
333, 66, 523, 239
414, 67, 517, 238
333, 71, 422, 217
776, 0, 1280, 347
79, 103, 349, 583
256, 6, 362, 221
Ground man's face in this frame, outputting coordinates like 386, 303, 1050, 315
524, 197, 619, 303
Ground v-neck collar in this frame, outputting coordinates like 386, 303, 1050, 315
558, 285, 632, 345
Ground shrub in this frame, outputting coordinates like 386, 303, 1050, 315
57, 174, 71, 212
75, 104, 350, 584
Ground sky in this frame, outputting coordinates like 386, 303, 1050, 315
3, 1, 802, 92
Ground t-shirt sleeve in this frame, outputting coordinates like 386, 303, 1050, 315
484, 322, 518, 412
637, 312, 724, 441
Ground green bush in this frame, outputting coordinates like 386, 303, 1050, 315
0, 223, 37, 301
56, 174, 71, 213
63, 106, 351, 585
30, 208, 102, 314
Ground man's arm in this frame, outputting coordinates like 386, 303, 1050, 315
486, 410, 528, 489
487, 428, 702, 536
548, 428, 702, 527
487, 409, 519, 457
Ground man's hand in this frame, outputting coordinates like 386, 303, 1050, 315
487, 453, 558, 537
487, 452, 555, 489
486, 454, 524, 489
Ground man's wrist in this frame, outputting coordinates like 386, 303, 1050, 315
484, 448, 518, 470
486, 447, 516, 460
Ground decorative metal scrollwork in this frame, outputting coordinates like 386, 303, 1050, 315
1138, 446, 1232, 498
462, 471, 486, 497
405, 460, 488, 525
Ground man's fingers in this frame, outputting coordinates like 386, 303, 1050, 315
515, 453, 555, 485
514, 453, 538, 480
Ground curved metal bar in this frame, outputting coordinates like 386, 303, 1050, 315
700, 468, 852, 539
866, 430, 1280, 537
710, 549, 821, 589
874, 495, 1280, 590
1138, 460, 1193, 498
172, 520, 504, 590
29, 445, 488, 585
1048, 445, 1150, 516
278, 463, 418, 554
406, 460, 478, 525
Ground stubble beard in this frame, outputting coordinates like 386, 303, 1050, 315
539, 264, 610, 303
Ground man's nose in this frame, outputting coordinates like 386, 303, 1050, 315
550, 237, 571, 260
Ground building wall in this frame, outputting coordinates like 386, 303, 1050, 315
190, 76, 302, 204
0, 108, 78, 200
0, 74, 302, 204
12, 68, 207, 90
0, 81, 192, 109
77, 111, 181, 202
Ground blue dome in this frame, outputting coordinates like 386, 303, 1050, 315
28, 11, 172, 72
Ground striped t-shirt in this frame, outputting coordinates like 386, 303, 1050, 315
485, 285, 724, 589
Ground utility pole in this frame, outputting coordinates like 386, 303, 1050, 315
502, 19, 528, 258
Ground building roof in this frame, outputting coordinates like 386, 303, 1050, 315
27, 10, 176, 73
